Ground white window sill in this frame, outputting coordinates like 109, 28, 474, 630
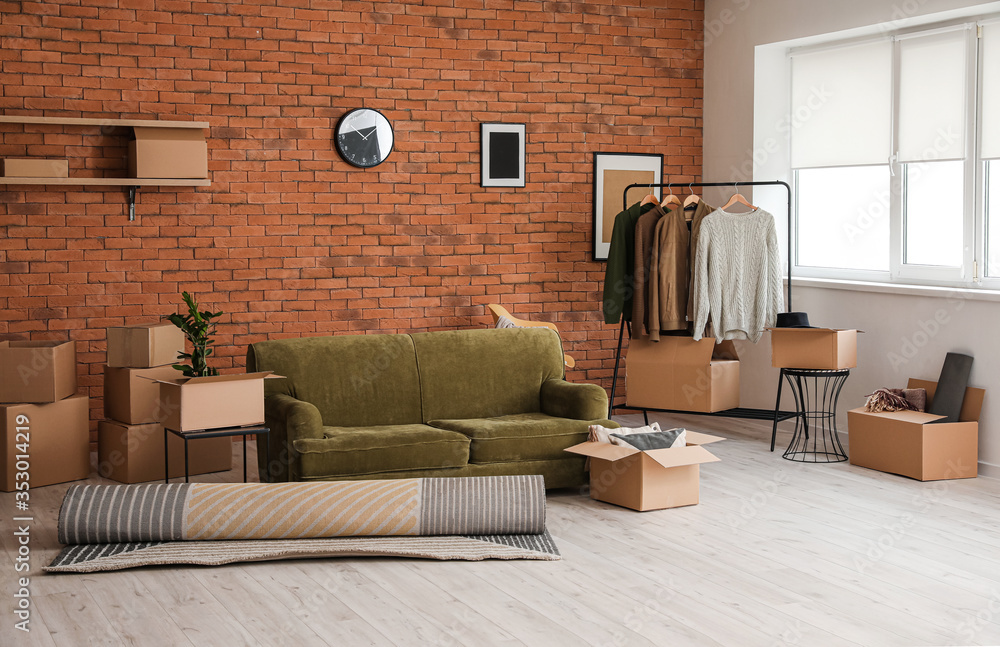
788, 276, 1000, 303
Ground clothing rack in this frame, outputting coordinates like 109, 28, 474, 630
607, 179, 798, 425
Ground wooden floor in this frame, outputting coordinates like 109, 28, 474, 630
4, 413, 1000, 646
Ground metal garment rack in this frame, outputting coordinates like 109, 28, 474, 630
608, 179, 797, 425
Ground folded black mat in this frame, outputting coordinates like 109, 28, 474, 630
927, 352, 973, 423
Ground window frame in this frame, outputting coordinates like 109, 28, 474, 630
788, 20, 997, 290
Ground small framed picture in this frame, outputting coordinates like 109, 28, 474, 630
592, 152, 663, 261
481, 123, 526, 187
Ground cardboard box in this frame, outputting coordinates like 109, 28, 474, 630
97, 420, 232, 483
2, 158, 69, 178
1, 394, 90, 491
0, 340, 77, 404
566, 431, 723, 511
847, 378, 984, 481
770, 328, 859, 369
104, 364, 180, 425
128, 127, 208, 179
148, 372, 272, 432
626, 337, 739, 413
107, 322, 185, 368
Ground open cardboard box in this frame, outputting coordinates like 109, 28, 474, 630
146, 371, 275, 432
0, 340, 77, 404
1, 394, 90, 491
769, 328, 860, 369
104, 364, 180, 425
98, 420, 232, 483
847, 378, 984, 481
107, 322, 185, 369
565, 431, 723, 511
626, 337, 739, 413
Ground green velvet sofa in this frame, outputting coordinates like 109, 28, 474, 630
246, 327, 618, 488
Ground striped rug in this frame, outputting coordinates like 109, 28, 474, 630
46, 475, 558, 572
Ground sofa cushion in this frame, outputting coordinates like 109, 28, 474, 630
248, 334, 423, 427
428, 413, 594, 463
411, 328, 565, 421
292, 424, 470, 478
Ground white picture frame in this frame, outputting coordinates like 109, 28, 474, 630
592, 152, 663, 260
481, 123, 526, 187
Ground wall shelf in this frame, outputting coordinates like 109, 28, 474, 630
0, 177, 210, 186
0, 115, 210, 129
0, 113, 211, 219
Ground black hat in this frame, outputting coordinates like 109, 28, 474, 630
775, 312, 815, 328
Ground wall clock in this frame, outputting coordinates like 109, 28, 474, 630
335, 108, 394, 168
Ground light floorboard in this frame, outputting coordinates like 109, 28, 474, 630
3, 413, 1000, 646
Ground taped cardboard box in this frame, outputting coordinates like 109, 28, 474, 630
847, 378, 984, 481
1, 394, 90, 491
148, 372, 273, 432
770, 328, 860, 369
97, 420, 231, 484
0, 340, 77, 404
626, 337, 739, 413
107, 322, 185, 368
2, 158, 69, 178
565, 431, 723, 511
104, 364, 180, 425
128, 127, 208, 179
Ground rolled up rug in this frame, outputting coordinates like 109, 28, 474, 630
46, 475, 558, 573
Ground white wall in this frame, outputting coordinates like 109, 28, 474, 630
702, 0, 1000, 474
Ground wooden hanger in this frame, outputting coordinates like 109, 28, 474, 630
722, 187, 757, 211
661, 184, 681, 209
683, 183, 701, 208
639, 184, 658, 206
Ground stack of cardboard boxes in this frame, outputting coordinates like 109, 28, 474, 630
98, 322, 231, 483
0, 340, 90, 491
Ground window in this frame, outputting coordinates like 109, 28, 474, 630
789, 20, 1000, 288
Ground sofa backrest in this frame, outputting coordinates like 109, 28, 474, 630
247, 334, 423, 427
410, 327, 565, 421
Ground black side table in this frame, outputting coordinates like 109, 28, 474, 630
165, 424, 270, 483
770, 368, 849, 463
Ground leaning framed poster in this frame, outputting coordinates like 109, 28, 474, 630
592, 152, 663, 261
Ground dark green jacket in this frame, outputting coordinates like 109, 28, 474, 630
602, 201, 655, 324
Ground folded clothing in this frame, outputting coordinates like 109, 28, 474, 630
610, 428, 687, 450
589, 422, 661, 444
864, 388, 926, 413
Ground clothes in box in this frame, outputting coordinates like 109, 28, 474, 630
106, 322, 185, 368
626, 336, 739, 413
97, 420, 232, 483
847, 378, 984, 481
104, 364, 180, 425
1, 394, 89, 491
149, 372, 272, 432
769, 328, 859, 369
565, 431, 723, 511
0, 340, 77, 404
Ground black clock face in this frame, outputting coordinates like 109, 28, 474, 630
335, 108, 394, 168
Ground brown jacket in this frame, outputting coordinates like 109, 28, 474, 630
631, 203, 667, 335
648, 200, 716, 340
648, 204, 688, 340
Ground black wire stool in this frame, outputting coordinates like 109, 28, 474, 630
770, 368, 850, 463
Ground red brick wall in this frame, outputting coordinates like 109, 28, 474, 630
0, 0, 704, 444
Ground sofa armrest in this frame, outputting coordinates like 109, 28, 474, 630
540, 378, 609, 421
259, 393, 324, 482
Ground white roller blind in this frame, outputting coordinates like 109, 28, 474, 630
983, 22, 1000, 160
790, 40, 892, 169
898, 29, 968, 163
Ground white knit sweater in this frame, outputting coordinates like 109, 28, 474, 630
692, 208, 783, 343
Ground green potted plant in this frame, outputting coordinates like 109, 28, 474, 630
168, 291, 223, 377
